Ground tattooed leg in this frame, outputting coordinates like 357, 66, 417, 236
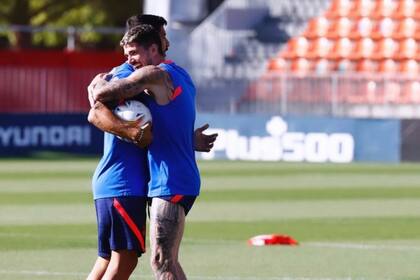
150, 198, 186, 280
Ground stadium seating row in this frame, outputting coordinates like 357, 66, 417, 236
269, 0, 420, 75
246, 74, 420, 105
325, 0, 420, 19
280, 37, 419, 60
303, 17, 419, 40
268, 57, 420, 74
246, 0, 420, 107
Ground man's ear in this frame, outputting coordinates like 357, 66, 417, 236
150, 43, 159, 55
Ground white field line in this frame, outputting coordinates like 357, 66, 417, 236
0, 270, 369, 280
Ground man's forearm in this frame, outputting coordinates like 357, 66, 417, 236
92, 66, 173, 105
92, 79, 132, 104
87, 101, 136, 140
92, 68, 152, 103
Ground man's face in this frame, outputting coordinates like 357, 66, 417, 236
124, 42, 154, 69
159, 26, 169, 54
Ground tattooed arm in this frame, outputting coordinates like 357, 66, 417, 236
88, 66, 217, 151
92, 65, 174, 105
87, 77, 152, 148
87, 101, 152, 148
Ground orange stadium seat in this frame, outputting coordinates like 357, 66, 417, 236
416, 45, 420, 60
324, 0, 353, 18
355, 59, 377, 72
414, 24, 420, 41
395, 38, 418, 60
372, 38, 397, 59
349, 17, 374, 39
327, 37, 354, 60
350, 38, 376, 59
348, 0, 375, 18
313, 59, 333, 74
371, 0, 397, 19
290, 58, 311, 74
393, 18, 417, 40
267, 58, 288, 72
415, 2, 420, 20
280, 37, 309, 59
335, 58, 356, 72
377, 58, 398, 73
306, 37, 332, 59
392, 0, 416, 19
371, 18, 396, 40
326, 17, 353, 39
400, 59, 419, 75
303, 17, 330, 39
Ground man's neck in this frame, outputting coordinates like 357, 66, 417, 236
152, 55, 165, 66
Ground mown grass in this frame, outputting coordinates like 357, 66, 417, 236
1, 158, 420, 279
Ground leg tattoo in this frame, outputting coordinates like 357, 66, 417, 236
150, 198, 186, 280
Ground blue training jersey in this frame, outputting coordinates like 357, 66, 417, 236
108, 61, 135, 78
91, 62, 149, 200
143, 61, 200, 197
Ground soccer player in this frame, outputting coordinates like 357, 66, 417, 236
90, 24, 204, 280
87, 16, 217, 280
85, 15, 168, 280
88, 14, 216, 150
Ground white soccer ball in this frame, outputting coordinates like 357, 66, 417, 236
114, 100, 152, 143
114, 100, 152, 125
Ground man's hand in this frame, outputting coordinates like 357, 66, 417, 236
87, 73, 109, 105
88, 102, 152, 149
194, 124, 218, 152
132, 122, 153, 148
120, 118, 153, 149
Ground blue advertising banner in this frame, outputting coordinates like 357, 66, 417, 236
401, 119, 420, 162
196, 114, 400, 163
0, 114, 103, 156
0, 113, 401, 162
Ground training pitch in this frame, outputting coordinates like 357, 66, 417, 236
0, 158, 420, 280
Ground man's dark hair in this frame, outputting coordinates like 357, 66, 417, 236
120, 24, 163, 56
125, 14, 167, 30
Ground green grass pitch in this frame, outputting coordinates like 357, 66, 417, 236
1, 158, 420, 280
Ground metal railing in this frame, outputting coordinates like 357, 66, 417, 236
1, 65, 420, 119
197, 72, 420, 118
0, 25, 125, 51
188, 0, 257, 79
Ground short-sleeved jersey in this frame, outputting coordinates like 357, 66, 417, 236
143, 61, 200, 197
108, 62, 135, 80
92, 62, 149, 200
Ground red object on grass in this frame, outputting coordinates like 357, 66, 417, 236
248, 234, 299, 246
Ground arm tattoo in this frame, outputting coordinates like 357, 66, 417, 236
94, 65, 173, 104
95, 79, 139, 103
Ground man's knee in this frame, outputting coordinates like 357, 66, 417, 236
109, 259, 137, 272
105, 251, 138, 278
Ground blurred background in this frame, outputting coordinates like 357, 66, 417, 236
1, 0, 420, 161
2, 1, 420, 279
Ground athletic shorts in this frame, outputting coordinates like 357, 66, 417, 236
154, 195, 197, 215
95, 197, 147, 258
